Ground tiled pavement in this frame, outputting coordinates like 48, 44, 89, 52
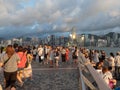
0, 61, 79, 90
1, 60, 120, 90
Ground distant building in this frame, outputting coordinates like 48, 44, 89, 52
107, 36, 111, 46
118, 37, 120, 47
97, 39, 107, 47
113, 33, 118, 43
76, 34, 86, 47
50, 35, 55, 46
90, 36, 95, 46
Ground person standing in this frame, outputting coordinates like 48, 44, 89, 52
65, 47, 70, 62
93, 50, 100, 63
72, 47, 78, 64
102, 67, 116, 89
0, 45, 20, 90
114, 52, 120, 79
44, 45, 49, 64
17, 46, 27, 69
17, 46, 27, 86
54, 48, 60, 67
32, 46, 37, 61
49, 47, 54, 67
61, 47, 66, 62
107, 52, 115, 76
37, 45, 44, 63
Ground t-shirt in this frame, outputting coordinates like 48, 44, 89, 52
17, 52, 27, 68
103, 71, 113, 85
61, 49, 66, 54
108, 56, 115, 67
0, 53, 20, 72
38, 47, 44, 56
115, 55, 120, 66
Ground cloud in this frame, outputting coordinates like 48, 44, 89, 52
0, 0, 120, 38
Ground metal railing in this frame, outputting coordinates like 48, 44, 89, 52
78, 52, 112, 90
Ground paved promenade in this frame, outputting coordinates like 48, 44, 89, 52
20, 61, 79, 90
0, 61, 79, 90
0, 60, 120, 90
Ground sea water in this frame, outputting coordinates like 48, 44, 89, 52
87, 47, 120, 56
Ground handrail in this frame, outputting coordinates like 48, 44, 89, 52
78, 57, 97, 90
78, 63, 86, 90
78, 52, 112, 90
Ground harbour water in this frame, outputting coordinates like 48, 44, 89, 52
87, 47, 120, 56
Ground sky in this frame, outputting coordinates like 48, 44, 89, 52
0, 0, 120, 38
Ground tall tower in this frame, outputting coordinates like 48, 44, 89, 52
113, 33, 118, 43
70, 27, 77, 46
71, 27, 76, 40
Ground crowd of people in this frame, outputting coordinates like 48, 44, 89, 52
0, 45, 33, 90
79, 48, 120, 89
0, 44, 120, 90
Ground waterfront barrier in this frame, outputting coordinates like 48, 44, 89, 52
78, 52, 112, 90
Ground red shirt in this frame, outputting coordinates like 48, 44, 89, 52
17, 52, 27, 68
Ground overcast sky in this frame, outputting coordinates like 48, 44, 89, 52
0, 0, 120, 38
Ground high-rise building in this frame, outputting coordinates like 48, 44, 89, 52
107, 36, 111, 46
113, 33, 118, 43
90, 35, 94, 46
50, 35, 55, 46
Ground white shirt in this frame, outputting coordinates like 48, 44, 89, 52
108, 56, 115, 67
114, 55, 120, 66
103, 71, 113, 85
96, 69, 103, 77
38, 47, 44, 56
93, 52, 99, 63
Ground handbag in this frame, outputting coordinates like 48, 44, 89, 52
54, 56, 59, 60
109, 80, 114, 89
41, 56, 44, 60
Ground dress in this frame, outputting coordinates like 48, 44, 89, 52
65, 49, 69, 61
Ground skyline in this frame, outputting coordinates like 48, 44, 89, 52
0, 0, 120, 38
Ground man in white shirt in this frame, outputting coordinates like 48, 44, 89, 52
37, 45, 44, 63
114, 52, 120, 79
